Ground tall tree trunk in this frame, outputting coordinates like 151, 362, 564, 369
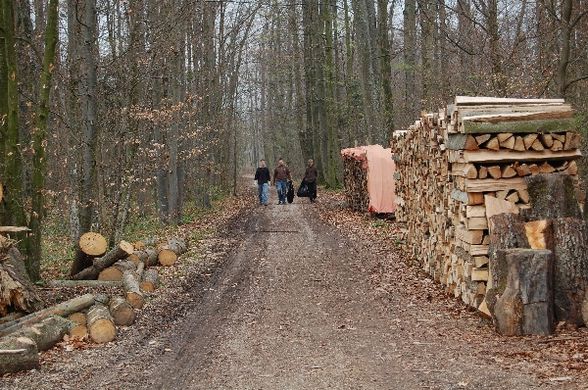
378, 0, 394, 140
29, 0, 59, 282
71, 0, 99, 275
403, 0, 417, 118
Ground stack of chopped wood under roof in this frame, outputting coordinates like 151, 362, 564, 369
393, 96, 583, 313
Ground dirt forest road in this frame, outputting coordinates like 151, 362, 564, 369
4, 188, 574, 389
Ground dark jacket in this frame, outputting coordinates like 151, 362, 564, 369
304, 165, 318, 183
255, 167, 271, 184
273, 165, 291, 182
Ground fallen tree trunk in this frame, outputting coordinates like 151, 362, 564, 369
0, 336, 39, 374
140, 268, 159, 293
122, 271, 144, 309
109, 296, 135, 326
13, 315, 71, 351
47, 280, 122, 288
72, 241, 135, 280
0, 293, 97, 337
87, 303, 116, 343
158, 238, 187, 266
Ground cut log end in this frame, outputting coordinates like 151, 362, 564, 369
125, 292, 145, 309
158, 249, 178, 266
89, 318, 116, 343
79, 232, 108, 257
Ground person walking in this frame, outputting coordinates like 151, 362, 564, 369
303, 159, 318, 203
272, 158, 291, 205
254, 159, 271, 206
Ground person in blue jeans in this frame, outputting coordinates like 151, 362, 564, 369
254, 159, 270, 205
271, 158, 291, 205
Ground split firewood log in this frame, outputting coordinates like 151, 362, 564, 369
109, 296, 135, 326
140, 269, 159, 293
122, 271, 144, 309
87, 303, 116, 343
72, 240, 135, 280
0, 336, 39, 374
157, 238, 187, 266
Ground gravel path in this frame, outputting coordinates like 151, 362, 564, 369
1, 190, 561, 389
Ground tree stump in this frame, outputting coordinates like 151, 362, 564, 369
72, 240, 135, 280
551, 218, 588, 326
486, 213, 529, 316
523, 173, 582, 220
494, 249, 554, 336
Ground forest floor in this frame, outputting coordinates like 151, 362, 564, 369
2, 183, 588, 389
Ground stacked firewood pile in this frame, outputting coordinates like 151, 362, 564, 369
0, 233, 187, 374
393, 97, 585, 333
341, 148, 370, 212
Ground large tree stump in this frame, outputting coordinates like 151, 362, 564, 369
550, 218, 588, 326
72, 240, 135, 280
0, 336, 39, 374
494, 249, 554, 336
486, 213, 530, 316
87, 303, 116, 343
109, 296, 135, 326
13, 315, 71, 351
523, 173, 582, 220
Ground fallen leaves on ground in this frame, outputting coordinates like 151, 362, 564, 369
316, 189, 588, 385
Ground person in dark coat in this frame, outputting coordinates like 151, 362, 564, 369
254, 159, 271, 205
272, 158, 291, 205
303, 159, 318, 202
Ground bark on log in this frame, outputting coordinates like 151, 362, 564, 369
494, 249, 554, 336
47, 280, 122, 288
109, 296, 135, 326
0, 293, 95, 337
0, 336, 39, 374
122, 271, 144, 309
523, 173, 582, 220
143, 248, 158, 267
486, 214, 530, 317
157, 238, 187, 266
550, 218, 588, 326
97, 259, 136, 281
0, 244, 44, 316
72, 241, 135, 280
13, 315, 71, 351
87, 303, 116, 343
140, 268, 159, 293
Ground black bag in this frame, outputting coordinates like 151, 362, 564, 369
287, 180, 295, 203
297, 181, 309, 197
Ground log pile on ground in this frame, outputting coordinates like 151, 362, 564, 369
341, 149, 369, 211
0, 234, 188, 373
393, 96, 585, 334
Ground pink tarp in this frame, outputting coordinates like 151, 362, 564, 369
341, 145, 396, 213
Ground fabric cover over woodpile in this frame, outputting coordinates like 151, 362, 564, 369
341, 145, 396, 213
